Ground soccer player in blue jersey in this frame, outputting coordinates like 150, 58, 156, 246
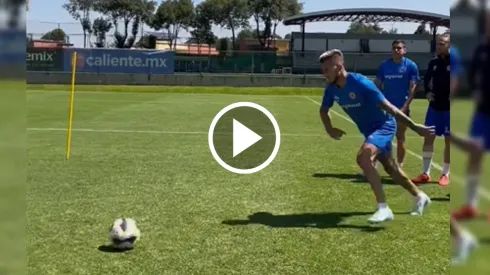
376, 40, 420, 168
318, 49, 434, 223
447, 44, 479, 265
452, 14, 490, 223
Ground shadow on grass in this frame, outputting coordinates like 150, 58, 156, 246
98, 245, 134, 253
431, 197, 450, 202
222, 211, 392, 232
312, 173, 397, 185
479, 238, 490, 245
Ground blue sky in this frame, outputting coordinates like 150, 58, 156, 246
26, 0, 461, 47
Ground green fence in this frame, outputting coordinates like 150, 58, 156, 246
174, 52, 280, 74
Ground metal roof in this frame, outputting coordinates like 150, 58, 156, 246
283, 8, 450, 28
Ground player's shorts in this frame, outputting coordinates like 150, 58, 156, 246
364, 120, 397, 154
424, 106, 450, 137
469, 111, 490, 151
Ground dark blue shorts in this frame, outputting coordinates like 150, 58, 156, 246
364, 120, 397, 154
469, 112, 490, 151
425, 107, 450, 137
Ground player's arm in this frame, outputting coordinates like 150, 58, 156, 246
450, 48, 463, 99
423, 60, 434, 96
319, 106, 334, 131
319, 91, 335, 132
375, 63, 385, 90
467, 47, 478, 92
379, 99, 417, 130
403, 62, 420, 107
363, 79, 418, 130
319, 91, 345, 139
466, 47, 480, 101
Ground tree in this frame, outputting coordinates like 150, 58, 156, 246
26, 35, 33, 47
346, 22, 385, 34
414, 23, 430, 35
63, 0, 94, 47
41, 28, 67, 42
92, 17, 112, 47
201, 0, 250, 50
284, 33, 291, 39
188, 3, 216, 46
95, 0, 156, 48
216, 37, 231, 52
237, 28, 257, 41
150, 0, 194, 49
248, 0, 302, 48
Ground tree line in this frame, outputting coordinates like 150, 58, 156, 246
31, 0, 436, 50
53, 0, 303, 49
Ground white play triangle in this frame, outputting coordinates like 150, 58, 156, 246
233, 119, 262, 157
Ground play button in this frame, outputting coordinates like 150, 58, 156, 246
233, 119, 262, 157
208, 102, 281, 174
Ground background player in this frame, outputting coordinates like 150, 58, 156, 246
376, 39, 420, 168
447, 45, 479, 265
452, 13, 490, 221
318, 49, 434, 223
412, 34, 451, 186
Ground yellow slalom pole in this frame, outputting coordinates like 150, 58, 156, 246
66, 51, 77, 160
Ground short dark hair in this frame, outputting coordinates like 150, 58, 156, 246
392, 40, 406, 47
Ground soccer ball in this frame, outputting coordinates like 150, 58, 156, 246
108, 218, 141, 250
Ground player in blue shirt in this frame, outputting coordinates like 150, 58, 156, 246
376, 40, 420, 168
447, 44, 479, 265
318, 49, 434, 223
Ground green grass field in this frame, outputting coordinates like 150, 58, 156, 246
27, 87, 489, 274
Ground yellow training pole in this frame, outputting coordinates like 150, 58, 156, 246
66, 51, 77, 160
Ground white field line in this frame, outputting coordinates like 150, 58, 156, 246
302, 95, 490, 201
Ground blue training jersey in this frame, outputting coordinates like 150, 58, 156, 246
376, 57, 420, 108
321, 73, 395, 136
450, 46, 462, 78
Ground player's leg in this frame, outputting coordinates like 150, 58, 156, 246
452, 112, 488, 220
377, 152, 431, 216
412, 107, 438, 184
452, 139, 485, 220
438, 111, 451, 186
450, 217, 478, 265
396, 117, 408, 167
357, 142, 393, 223
450, 132, 481, 152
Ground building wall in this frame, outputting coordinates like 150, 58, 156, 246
290, 32, 434, 74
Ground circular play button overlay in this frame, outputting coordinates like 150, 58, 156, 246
208, 102, 281, 174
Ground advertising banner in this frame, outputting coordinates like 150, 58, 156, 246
63, 48, 175, 74
26, 48, 64, 71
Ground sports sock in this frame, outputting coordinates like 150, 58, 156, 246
442, 163, 450, 176
422, 152, 433, 175
377, 203, 388, 209
466, 174, 480, 208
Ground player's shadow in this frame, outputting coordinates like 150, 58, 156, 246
98, 245, 133, 253
222, 211, 387, 232
480, 238, 490, 245
430, 197, 450, 202
312, 173, 397, 185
